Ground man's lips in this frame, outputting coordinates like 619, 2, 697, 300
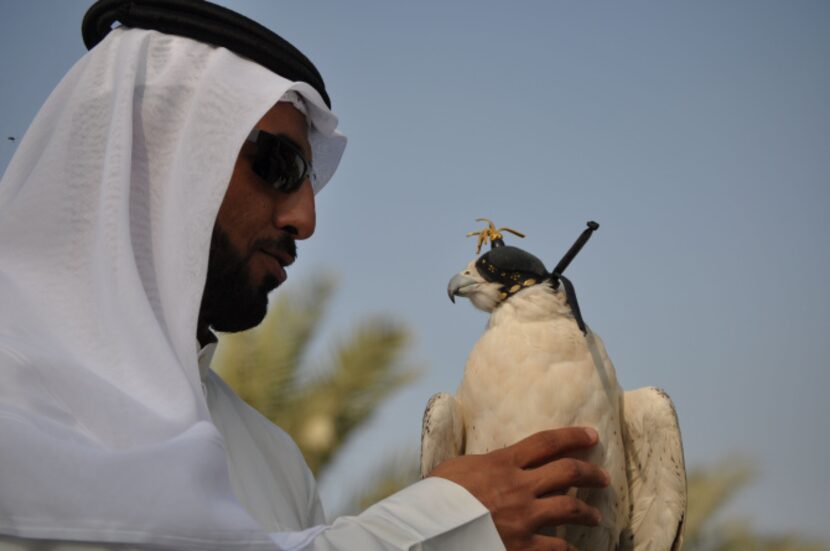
257, 244, 295, 284
259, 244, 295, 267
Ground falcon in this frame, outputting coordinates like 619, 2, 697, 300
421, 219, 686, 550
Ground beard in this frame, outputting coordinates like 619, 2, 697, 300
198, 225, 295, 334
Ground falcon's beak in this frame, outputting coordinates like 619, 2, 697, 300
447, 273, 478, 303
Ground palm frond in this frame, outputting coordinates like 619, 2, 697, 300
277, 318, 421, 474
212, 273, 421, 476
212, 274, 336, 416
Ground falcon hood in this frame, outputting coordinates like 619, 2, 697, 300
448, 221, 599, 332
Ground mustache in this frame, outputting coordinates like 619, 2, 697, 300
252, 233, 297, 262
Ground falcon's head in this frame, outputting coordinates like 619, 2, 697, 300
447, 221, 599, 332
447, 245, 549, 313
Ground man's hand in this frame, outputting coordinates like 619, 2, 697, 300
428, 427, 609, 551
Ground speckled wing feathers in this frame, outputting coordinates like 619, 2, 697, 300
420, 392, 465, 477
621, 387, 687, 551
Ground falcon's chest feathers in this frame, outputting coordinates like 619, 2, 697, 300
458, 284, 622, 453
457, 284, 630, 549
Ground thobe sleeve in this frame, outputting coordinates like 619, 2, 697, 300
0, 479, 503, 551
273, 477, 504, 550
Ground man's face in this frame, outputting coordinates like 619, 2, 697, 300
199, 102, 316, 334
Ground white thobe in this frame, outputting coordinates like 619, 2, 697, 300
0, 345, 504, 551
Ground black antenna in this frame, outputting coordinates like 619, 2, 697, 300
549, 221, 599, 334
552, 221, 599, 277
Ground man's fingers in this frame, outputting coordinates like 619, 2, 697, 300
532, 458, 609, 497
532, 494, 602, 530
507, 427, 598, 468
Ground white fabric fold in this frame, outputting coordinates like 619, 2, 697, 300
0, 27, 345, 549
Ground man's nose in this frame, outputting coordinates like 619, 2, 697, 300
272, 179, 316, 239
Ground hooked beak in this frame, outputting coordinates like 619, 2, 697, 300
447, 273, 478, 303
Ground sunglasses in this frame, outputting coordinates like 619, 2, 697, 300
246, 129, 315, 193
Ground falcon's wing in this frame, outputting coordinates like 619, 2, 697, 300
420, 392, 465, 477
621, 387, 687, 551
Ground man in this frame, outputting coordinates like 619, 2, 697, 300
0, 2, 607, 549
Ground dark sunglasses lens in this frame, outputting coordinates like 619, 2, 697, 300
252, 139, 308, 193
274, 145, 307, 192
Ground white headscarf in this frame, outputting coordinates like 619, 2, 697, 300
0, 27, 345, 549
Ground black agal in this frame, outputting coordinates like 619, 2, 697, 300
82, 0, 332, 108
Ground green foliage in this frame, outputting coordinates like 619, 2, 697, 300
212, 273, 421, 475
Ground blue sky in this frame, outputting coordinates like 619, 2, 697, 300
2, 0, 829, 541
